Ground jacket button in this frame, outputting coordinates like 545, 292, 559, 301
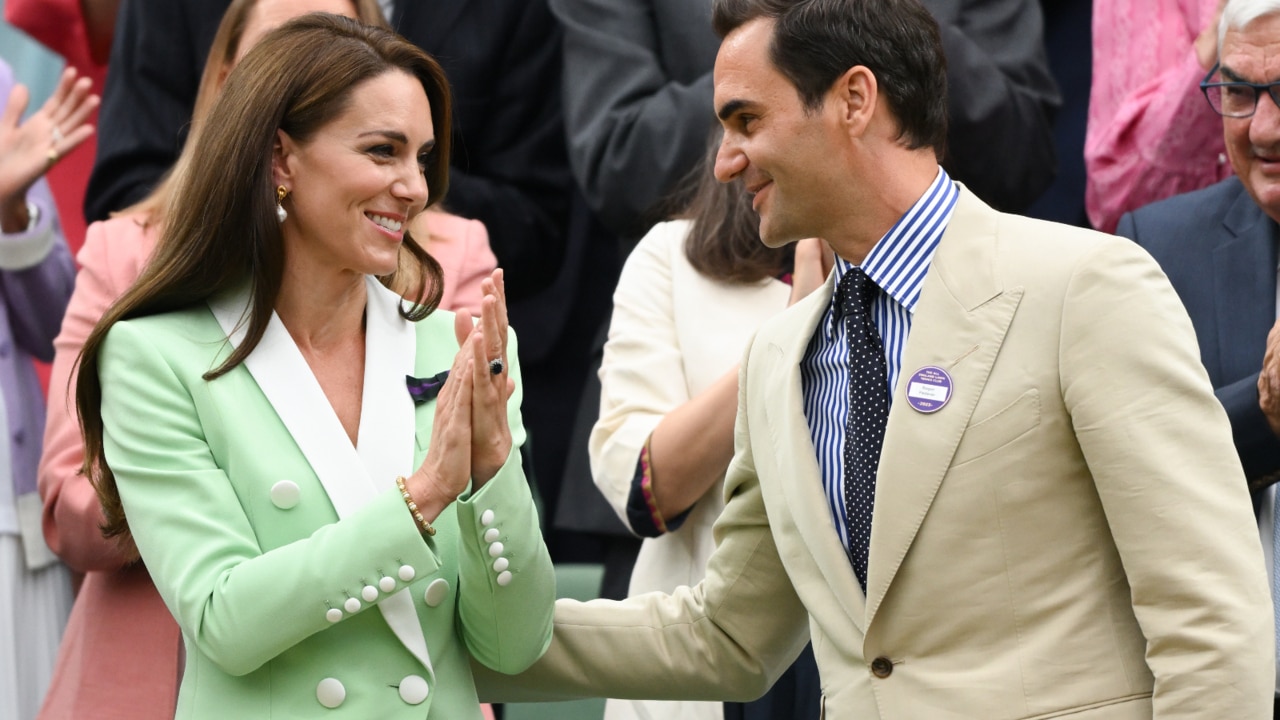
870, 657, 893, 678
316, 677, 346, 708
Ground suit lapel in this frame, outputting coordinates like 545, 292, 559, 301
1214, 188, 1279, 381
207, 278, 433, 673
763, 273, 871, 631
864, 190, 1022, 628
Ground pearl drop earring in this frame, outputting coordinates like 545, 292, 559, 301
276, 185, 290, 223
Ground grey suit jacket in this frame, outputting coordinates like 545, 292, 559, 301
1117, 176, 1280, 485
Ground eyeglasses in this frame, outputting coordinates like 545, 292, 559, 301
1200, 63, 1280, 118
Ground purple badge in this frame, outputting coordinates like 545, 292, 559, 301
905, 365, 952, 413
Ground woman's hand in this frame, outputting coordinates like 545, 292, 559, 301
788, 237, 834, 306
404, 321, 475, 517
0, 67, 98, 233
467, 269, 514, 488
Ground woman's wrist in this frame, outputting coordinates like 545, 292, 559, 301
404, 468, 459, 523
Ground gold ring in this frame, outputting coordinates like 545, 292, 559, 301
46, 147, 60, 164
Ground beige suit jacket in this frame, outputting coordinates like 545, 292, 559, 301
480, 189, 1275, 719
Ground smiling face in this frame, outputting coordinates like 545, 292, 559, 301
712, 18, 852, 247
1221, 12, 1280, 221
273, 69, 434, 279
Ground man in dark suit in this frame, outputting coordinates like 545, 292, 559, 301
1115, 2, 1280, 712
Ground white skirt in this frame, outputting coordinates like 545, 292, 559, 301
0, 534, 72, 720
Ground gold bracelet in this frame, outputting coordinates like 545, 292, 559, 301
395, 476, 436, 537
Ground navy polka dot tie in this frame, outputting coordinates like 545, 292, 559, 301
838, 267, 888, 591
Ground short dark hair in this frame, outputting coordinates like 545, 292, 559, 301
713, 0, 948, 156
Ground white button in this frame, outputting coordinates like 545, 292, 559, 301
493, 557, 509, 572
480, 509, 495, 526
398, 674, 429, 705
398, 564, 416, 582
270, 480, 301, 509
379, 576, 396, 593
325, 608, 343, 623
424, 578, 449, 607
488, 542, 504, 558
497, 570, 513, 586
317, 677, 346, 708
361, 585, 378, 603
344, 597, 361, 614
483, 528, 500, 543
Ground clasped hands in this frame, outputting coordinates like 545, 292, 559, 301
402, 270, 515, 517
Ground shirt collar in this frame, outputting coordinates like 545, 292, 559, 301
830, 168, 958, 317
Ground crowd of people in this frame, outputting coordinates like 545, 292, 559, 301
3, 0, 1280, 717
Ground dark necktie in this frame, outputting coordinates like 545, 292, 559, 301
838, 267, 889, 591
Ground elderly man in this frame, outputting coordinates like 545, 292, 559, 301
1117, 0, 1280, 714
481, 0, 1275, 717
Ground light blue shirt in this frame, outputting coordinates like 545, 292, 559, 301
800, 168, 958, 551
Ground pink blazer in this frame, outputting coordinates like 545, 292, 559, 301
37, 211, 496, 719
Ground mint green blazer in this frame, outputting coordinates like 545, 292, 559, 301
97, 278, 555, 719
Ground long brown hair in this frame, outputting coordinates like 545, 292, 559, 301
77, 13, 454, 546
123, 0, 389, 224
683, 127, 792, 284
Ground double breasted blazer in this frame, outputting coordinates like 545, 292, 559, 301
478, 188, 1275, 719
38, 211, 502, 720
95, 278, 554, 719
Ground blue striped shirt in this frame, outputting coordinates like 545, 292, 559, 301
800, 169, 959, 551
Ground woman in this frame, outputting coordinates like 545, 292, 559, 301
0, 59, 89, 720
35, 2, 495, 718
72, 14, 552, 718
589, 131, 828, 720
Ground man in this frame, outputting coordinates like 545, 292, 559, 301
1116, 0, 1280, 714
480, 0, 1274, 717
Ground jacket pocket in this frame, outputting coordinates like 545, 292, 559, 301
951, 388, 1040, 467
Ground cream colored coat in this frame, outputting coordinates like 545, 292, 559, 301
479, 188, 1275, 719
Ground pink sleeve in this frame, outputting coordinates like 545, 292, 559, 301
38, 220, 145, 572
443, 218, 497, 318
1086, 51, 1228, 232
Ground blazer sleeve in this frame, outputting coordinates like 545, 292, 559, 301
928, 0, 1059, 212
548, 0, 716, 240
454, 330, 556, 673
1059, 239, 1274, 716
589, 224, 687, 527
1115, 210, 1280, 483
39, 220, 138, 572
473, 341, 809, 702
99, 319, 553, 676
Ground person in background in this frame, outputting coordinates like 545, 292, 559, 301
1085, 0, 1230, 232
35, 3, 495, 720
75, 13, 553, 718
0, 59, 88, 720
590, 130, 829, 720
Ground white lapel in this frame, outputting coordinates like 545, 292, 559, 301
207, 278, 432, 673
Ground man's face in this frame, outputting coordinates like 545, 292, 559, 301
712, 18, 848, 247
1221, 13, 1280, 220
